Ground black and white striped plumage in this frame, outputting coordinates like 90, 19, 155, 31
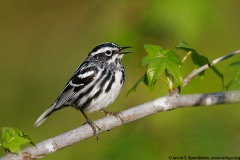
34, 42, 131, 132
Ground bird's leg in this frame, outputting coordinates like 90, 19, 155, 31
80, 110, 100, 139
101, 109, 124, 123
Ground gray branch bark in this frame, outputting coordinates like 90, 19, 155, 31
1, 90, 240, 160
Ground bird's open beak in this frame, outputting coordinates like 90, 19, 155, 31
119, 46, 132, 54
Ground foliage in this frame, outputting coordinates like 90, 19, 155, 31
128, 42, 224, 94
226, 59, 240, 89
141, 44, 183, 91
176, 42, 224, 84
0, 127, 34, 154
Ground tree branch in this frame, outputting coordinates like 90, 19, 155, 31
183, 50, 240, 87
1, 90, 240, 160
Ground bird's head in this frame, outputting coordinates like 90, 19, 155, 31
88, 42, 131, 65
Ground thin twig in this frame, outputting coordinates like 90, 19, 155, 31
183, 50, 240, 87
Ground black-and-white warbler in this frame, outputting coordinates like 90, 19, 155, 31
34, 42, 131, 135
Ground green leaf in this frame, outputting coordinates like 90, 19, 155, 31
147, 57, 166, 90
176, 41, 224, 85
227, 60, 240, 68
140, 45, 164, 67
126, 74, 148, 96
235, 70, 240, 84
144, 44, 164, 57
225, 60, 240, 89
0, 127, 34, 154
143, 44, 183, 91
225, 79, 235, 90
176, 41, 210, 69
163, 50, 183, 86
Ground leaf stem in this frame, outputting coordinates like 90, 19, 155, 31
165, 69, 174, 90
181, 51, 192, 64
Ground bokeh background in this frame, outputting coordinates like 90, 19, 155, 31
1, 0, 240, 159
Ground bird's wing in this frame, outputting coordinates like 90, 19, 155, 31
34, 62, 99, 127
54, 63, 98, 109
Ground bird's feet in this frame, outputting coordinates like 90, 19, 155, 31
101, 109, 124, 123
81, 110, 100, 140
85, 119, 101, 140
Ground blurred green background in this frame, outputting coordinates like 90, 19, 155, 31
1, 0, 240, 159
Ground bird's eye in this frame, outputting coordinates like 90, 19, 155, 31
105, 50, 112, 56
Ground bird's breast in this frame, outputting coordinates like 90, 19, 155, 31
80, 69, 124, 112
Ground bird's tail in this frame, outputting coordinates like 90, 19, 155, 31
34, 102, 57, 127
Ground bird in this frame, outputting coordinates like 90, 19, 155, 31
34, 42, 131, 135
